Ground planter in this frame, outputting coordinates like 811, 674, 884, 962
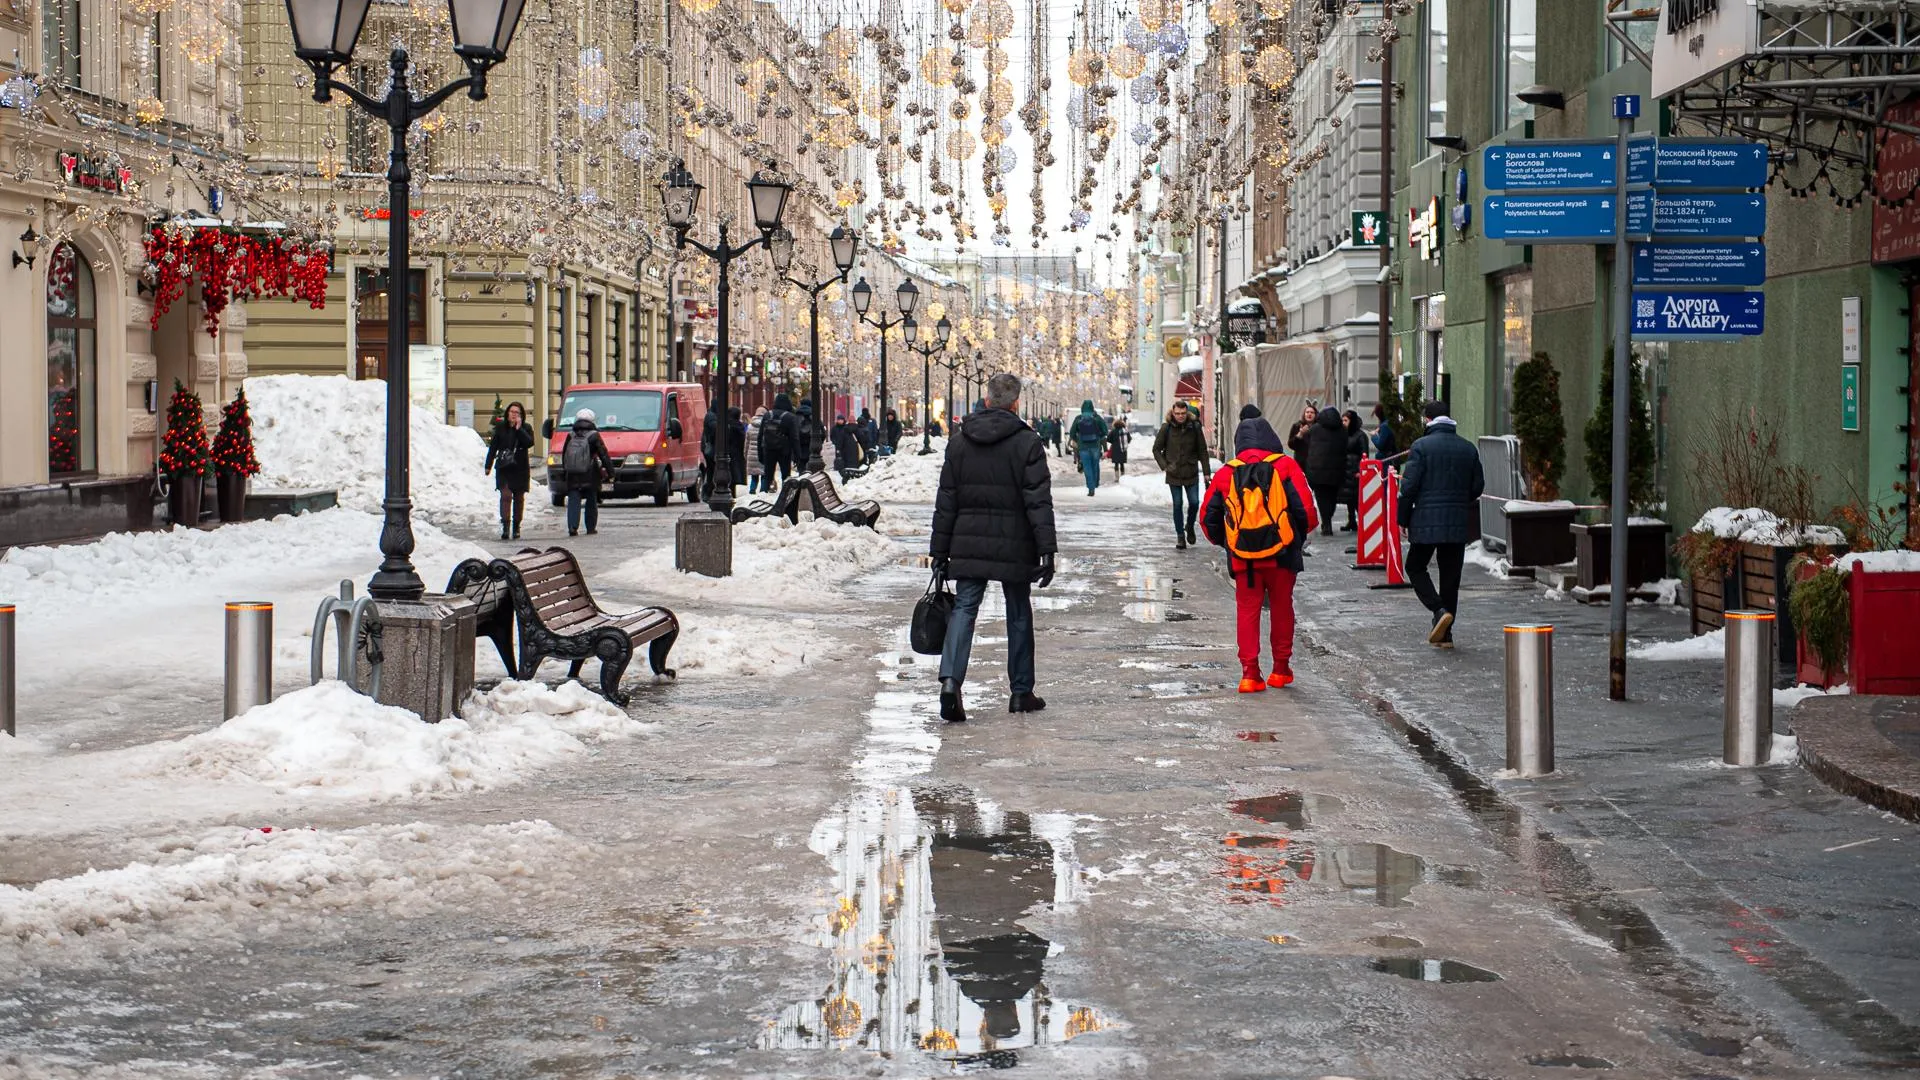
167, 472, 204, 528
1795, 637, 1847, 689
1848, 564, 1920, 694
1738, 542, 1848, 666
1690, 564, 1740, 636
215, 470, 249, 523
1502, 505, 1578, 568
1573, 520, 1672, 591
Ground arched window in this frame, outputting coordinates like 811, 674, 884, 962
47, 242, 96, 475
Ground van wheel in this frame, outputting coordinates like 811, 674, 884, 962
653, 470, 672, 506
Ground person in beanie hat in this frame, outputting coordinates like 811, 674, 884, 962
1399, 400, 1485, 647
1201, 415, 1316, 692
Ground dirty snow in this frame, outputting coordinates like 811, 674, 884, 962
839, 439, 948, 503
1689, 506, 1845, 546
1776, 683, 1851, 709
605, 516, 900, 606
671, 613, 836, 677
1465, 541, 1512, 579
1629, 628, 1724, 661
245, 374, 525, 525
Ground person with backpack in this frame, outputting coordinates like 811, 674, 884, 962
795, 399, 817, 468
760, 393, 802, 485
1068, 400, 1108, 495
1201, 414, 1317, 693
560, 407, 614, 537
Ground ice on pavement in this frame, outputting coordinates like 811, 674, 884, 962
607, 515, 899, 605
245, 373, 520, 525
0, 818, 580, 956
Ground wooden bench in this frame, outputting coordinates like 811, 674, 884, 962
727, 472, 880, 529
445, 547, 678, 705
728, 478, 806, 525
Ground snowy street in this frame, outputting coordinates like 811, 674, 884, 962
0, 440, 1870, 1078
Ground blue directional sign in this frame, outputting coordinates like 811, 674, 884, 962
1631, 243, 1767, 287
1482, 194, 1619, 242
1632, 291, 1766, 339
1628, 139, 1769, 190
1484, 142, 1618, 190
1626, 192, 1767, 238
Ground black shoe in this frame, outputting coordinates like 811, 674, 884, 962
1185, 526, 1197, 545
1176, 536, 1187, 550
940, 679, 967, 723
512, 524, 521, 539
586, 528, 598, 535
500, 524, 510, 540
1428, 610, 1455, 645
568, 529, 578, 537
1009, 692, 1047, 713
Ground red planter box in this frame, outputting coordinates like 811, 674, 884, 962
1848, 567, 1920, 695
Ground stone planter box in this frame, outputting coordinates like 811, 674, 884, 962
1573, 521, 1671, 591
244, 489, 339, 520
1502, 504, 1578, 568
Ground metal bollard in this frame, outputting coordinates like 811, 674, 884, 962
1724, 610, 1775, 766
1504, 624, 1555, 777
224, 601, 273, 719
0, 603, 14, 737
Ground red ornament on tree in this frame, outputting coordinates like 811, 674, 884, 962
211, 388, 261, 477
158, 379, 210, 478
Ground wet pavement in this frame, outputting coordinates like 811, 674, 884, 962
0, 486, 1875, 1077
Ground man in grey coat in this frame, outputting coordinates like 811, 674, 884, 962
1397, 400, 1485, 647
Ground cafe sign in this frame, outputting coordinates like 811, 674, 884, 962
59, 152, 131, 194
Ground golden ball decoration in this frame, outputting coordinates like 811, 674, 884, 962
175, 0, 227, 64
822, 996, 862, 1040
1258, 0, 1286, 16
1107, 43, 1146, 80
981, 118, 1010, 145
986, 76, 1016, 111
1252, 44, 1296, 91
1209, 0, 1238, 26
1067, 47, 1102, 87
678, 0, 719, 13
1138, 0, 1176, 32
943, 0, 970, 11
920, 46, 956, 85
946, 129, 978, 160
133, 95, 167, 125
985, 47, 1009, 73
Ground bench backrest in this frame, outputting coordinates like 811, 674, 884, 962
809, 475, 846, 511
505, 548, 602, 632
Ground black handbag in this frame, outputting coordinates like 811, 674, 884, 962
910, 569, 955, 655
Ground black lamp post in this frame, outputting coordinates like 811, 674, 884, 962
285, 0, 523, 602
903, 314, 952, 455
769, 223, 857, 474
657, 159, 793, 516
850, 276, 917, 451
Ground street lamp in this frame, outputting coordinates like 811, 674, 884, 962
658, 160, 793, 516
903, 315, 952, 455
284, 0, 524, 601
850, 274, 918, 453
771, 224, 858, 474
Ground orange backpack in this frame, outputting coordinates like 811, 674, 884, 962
1223, 454, 1296, 575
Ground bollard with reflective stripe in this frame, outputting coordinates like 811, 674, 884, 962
1724, 610, 1774, 766
0, 603, 14, 737
224, 601, 273, 720
1504, 624, 1554, 777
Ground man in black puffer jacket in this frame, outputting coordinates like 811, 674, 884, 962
930, 372, 1058, 724
1303, 405, 1347, 536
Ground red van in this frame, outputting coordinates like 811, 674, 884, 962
543, 382, 709, 506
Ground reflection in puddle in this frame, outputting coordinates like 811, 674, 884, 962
1122, 602, 1163, 622
1235, 731, 1281, 743
1366, 934, 1424, 950
1215, 830, 1479, 909
1218, 837, 1315, 904
1370, 957, 1502, 983
1031, 595, 1073, 611
1222, 833, 1288, 848
768, 787, 1108, 1061
1322, 843, 1432, 908
1227, 791, 1343, 830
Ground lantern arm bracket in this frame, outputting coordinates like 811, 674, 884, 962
673, 226, 767, 264
782, 268, 846, 299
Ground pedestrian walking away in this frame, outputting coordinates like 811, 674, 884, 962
795, 399, 817, 468
726, 406, 747, 489
1303, 406, 1347, 537
760, 393, 802, 485
561, 407, 614, 536
1152, 400, 1212, 549
484, 400, 534, 540
1106, 420, 1131, 477
856, 409, 879, 459
1340, 409, 1368, 532
1068, 400, 1109, 495
744, 407, 767, 495
830, 412, 865, 481
930, 372, 1058, 724
883, 409, 903, 454
1201, 415, 1316, 693
1398, 400, 1485, 648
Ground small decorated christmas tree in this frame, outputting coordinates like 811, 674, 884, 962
158, 379, 210, 478
488, 391, 504, 429
211, 388, 261, 477
47, 388, 80, 473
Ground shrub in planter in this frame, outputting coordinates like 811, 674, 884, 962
1511, 351, 1566, 501
1376, 367, 1425, 460
1582, 348, 1656, 509
1787, 555, 1848, 686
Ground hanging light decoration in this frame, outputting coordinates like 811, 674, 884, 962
1258, 0, 1287, 17
946, 129, 977, 159
1067, 47, 1103, 86
1138, 0, 1176, 32
920, 46, 956, 85
1107, 43, 1146, 80
1157, 24, 1189, 56
176, 0, 227, 64
576, 48, 612, 123
1253, 43, 1296, 90
1208, 0, 1238, 26
679, 0, 719, 14
981, 117, 1012, 146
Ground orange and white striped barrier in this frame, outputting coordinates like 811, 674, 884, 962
1353, 459, 1387, 569
1370, 466, 1412, 591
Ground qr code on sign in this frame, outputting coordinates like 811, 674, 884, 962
1635, 298, 1655, 318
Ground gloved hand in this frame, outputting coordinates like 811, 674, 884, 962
1035, 553, 1055, 589
932, 555, 951, 581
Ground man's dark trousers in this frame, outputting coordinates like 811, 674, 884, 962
1407, 542, 1464, 622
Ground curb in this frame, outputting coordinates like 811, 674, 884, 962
1791, 696, 1920, 824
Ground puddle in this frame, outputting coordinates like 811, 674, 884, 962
1164, 612, 1198, 622
1129, 681, 1225, 700
1142, 641, 1215, 652
1222, 833, 1289, 848
1366, 934, 1423, 950
1321, 843, 1433, 908
769, 785, 1110, 1060
1369, 957, 1502, 983
1666, 1029, 1745, 1057
1527, 1053, 1616, 1068
1122, 602, 1164, 622
1219, 840, 1315, 904
1120, 659, 1226, 672
1235, 731, 1281, 742
1031, 596, 1073, 611
1227, 791, 1343, 830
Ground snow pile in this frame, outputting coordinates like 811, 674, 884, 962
160, 679, 649, 801
1465, 540, 1512, 579
1776, 683, 1850, 709
0, 506, 482, 610
1503, 499, 1576, 514
1843, 550, 1920, 573
1629, 628, 1724, 661
1689, 506, 1845, 547
840, 440, 949, 503
606, 516, 900, 605
1090, 470, 1176, 506
0, 819, 579, 951
245, 374, 510, 525
672, 613, 830, 676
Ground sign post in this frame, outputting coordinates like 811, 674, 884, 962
1606, 94, 1638, 702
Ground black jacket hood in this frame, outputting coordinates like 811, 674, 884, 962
961, 407, 1028, 445
571, 418, 598, 434
772, 393, 795, 413
1315, 407, 1342, 432
1234, 417, 1285, 455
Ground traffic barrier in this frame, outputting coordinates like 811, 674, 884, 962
1504, 624, 1555, 777
1368, 466, 1412, 590
1353, 459, 1386, 569
1723, 610, 1774, 766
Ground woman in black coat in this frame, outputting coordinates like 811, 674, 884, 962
484, 401, 534, 540
727, 405, 747, 487
1303, 406, 1348, 536
1339, 409, 1368, 531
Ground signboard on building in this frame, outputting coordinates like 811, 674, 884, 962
1651, 0, 1761, 100
1483, 194, 1620, 242
1631, 242, 1766, 286
1626, 191, 1767, 238
1841, 365, 1861, 431
1484, 142, 1619, 190
1842, 296, 1862, 363
1627, 139, 1769, 189
1631, 290, 1765, 339
409, 344, 447, 416
1352, 210, 1386, 247
1406, 197, 1442, 261
1872, 98, 1920, 265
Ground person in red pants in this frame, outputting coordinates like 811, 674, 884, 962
1201, 414, 1318, 692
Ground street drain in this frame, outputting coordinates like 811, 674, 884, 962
1227, 791, 1343, 830
1369, 957, 1501, 983
1527, 1053, 1616, 1068
1366, 935, 1423, 950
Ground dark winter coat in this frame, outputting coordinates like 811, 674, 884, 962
883, 414, 903, 450
1068, 401, 1108, 447
831, 421, 862, 469
1106, 424, 1130, 464
727, 409, 747, 486
760, 393, 803, 463
1152, 414, 1212, 486
1304, 408, 1347, 493
562, 418, 614, 489
1339, 424, 1367, 506
485, 420, 534, 493
1397, 419, 1485, 545
1287, 417, 1315, 457
1371, 420, 1398, 461
856, 412, 878, 452
795, 401, 816, 464
931, 407, 1057, 583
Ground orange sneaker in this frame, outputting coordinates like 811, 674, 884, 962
1238, 677, 1267, 694
1266, 669, 1294, 689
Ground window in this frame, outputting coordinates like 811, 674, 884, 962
1424, 0, 1448, 139
1499, 0, 1537, 129
1494, 271, 1533, 433
42, 0, 81, 88
46, 242, 97, 475
354, 267, 425, 380
1606, 4, 1658, 72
